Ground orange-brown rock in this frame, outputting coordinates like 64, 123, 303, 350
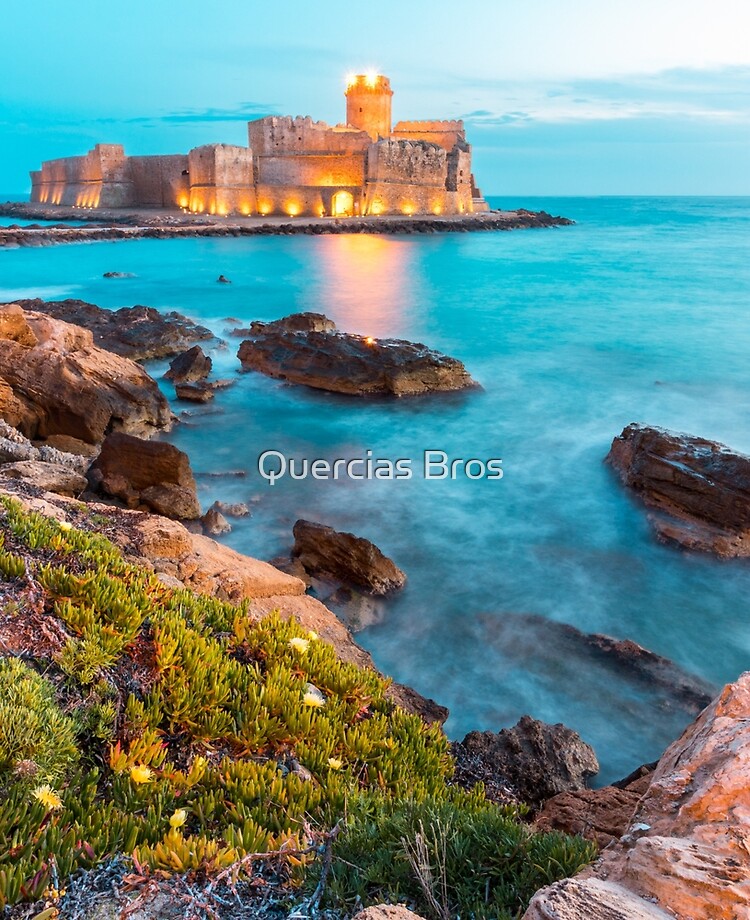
353, 907, 426, 920
292, 519, 406, 595
0, 305, 173, 444
607, 423, 750, 556
534, 786, 643, 849
238, 314, 479, 397
523, 673, 750, 920
88, 432, 201, 520
6, 298, 213, 360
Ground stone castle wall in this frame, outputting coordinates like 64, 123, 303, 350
248, 116, 370, 157
31, 144, 134, 208
30, 77, 488, 217
129, 155, 188, 208
393, 119, 466, 151
187, 145, 255, 215
363, 139, 454, 215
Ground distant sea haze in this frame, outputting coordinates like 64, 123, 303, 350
4, 195, 750, 782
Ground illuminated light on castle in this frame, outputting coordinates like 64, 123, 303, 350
30, 75, 488, 218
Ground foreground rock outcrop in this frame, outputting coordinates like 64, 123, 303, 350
524, 673, 750, 920
238, 312, 479, 397
0, 478, 446, 724
292, 519, 407, 595
0, 305, 172, 444
6, 298, 214, 360
452, 716, 599, 808
88, 431, 201, 519
607, 423, 750, 556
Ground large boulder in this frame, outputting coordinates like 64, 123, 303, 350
164, 345, 212, 383
5, 298, 214, 360
88, 432, 201, 519
237, 312, 479, 397
292, 519, 406, 595
524, 673, 750, 920
452, 716, 599, 809
0, 305, 173, 444
606, 423, 750, 556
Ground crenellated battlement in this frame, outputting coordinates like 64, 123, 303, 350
30, 74, 487, 218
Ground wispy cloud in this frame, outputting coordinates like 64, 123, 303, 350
457, 66, 750, 128
91, 101, 279, 127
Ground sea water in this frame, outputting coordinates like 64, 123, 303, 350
2, 196, 750, 782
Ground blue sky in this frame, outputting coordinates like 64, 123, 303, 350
3, 0, 749, 195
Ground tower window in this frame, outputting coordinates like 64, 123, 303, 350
360, 107, 363, 113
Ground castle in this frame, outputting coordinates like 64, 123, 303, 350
30, 74, 488, 218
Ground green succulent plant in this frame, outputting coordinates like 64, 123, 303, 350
0, 496, 596, 914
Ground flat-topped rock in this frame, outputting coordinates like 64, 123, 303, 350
5, 298, 213, 360
237, 313, 478, 397
606, 423, 750, 556
0, 305, 173, 444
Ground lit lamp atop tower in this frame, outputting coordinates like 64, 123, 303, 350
345, 73, 393, 141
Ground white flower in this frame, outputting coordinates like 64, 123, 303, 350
303, 684, 326, 708
289, 637, 310, 654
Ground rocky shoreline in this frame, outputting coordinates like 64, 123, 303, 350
1, 290, 750, 917
0, 200, 573, 248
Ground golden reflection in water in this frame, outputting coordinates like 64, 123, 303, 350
309, 234, 414, 338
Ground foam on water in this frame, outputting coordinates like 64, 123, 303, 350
2, 196, 749, 781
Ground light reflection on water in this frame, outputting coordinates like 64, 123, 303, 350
3, 196, 750, 782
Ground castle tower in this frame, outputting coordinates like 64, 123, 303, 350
345, 74, 393, 141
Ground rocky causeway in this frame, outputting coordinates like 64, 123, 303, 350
0, 200, 573, 249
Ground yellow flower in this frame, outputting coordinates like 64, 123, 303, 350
308, 630, 318, 640
327, 757, 343, 770
289, 636, 310, 654
130, 764, 154, 785
169, 808, 187, 829
32, 784, 63, 811
59, 521, 72, 532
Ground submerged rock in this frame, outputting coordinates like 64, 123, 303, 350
292, 519, 406, 595
237, 312, 478, 397
0, 305, 172, 444
524, 672, 750, 919
5, 297, 213, 360
165, 345, 212, 383
102, 271, 135, 278
174, 382, 215, 402
607, 423, 750, 556
88, 431, 201, 520
478, 611, 715, 715
452, 716, 599, 809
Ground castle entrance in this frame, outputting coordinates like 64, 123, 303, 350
332, 190, 354, 217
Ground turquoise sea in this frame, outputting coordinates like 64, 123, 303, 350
2, 196, 750, 782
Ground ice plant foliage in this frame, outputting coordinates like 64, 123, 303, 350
0, 497, 595, 914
